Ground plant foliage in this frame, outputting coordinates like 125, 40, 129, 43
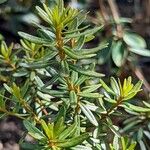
0, 0, 150, 150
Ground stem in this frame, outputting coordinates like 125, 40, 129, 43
5, 59, 16, 70
101, 96, 123, 120
99, 0, 108, 24
36, 98, 49, 116
56, 27, 65, 60
0, 108, 25, 120
107, 0, 123, 38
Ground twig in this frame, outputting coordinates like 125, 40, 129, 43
107, 0, 123, 38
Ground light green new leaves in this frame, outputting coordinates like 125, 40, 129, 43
100, 77, 143, 101
24, 118, 89, 149
0, 41, 13, 59
110, 136, 136, 150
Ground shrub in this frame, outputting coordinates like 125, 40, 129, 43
0, 0, 150, 149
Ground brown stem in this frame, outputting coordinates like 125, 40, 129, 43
99, 0, 109, 24
134, 67, 150, 92
101, 96, 123, 120
107, 0, 123, 38
56, 27, 65, 60
36, 98, 49, 116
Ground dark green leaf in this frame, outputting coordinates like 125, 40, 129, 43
57, 133, 89, 148
112, 40, 125, 67
100, 79, 115, 95
65, 26, 103, 39
70, 64, 105, 77
23, 120, 46, 140
18, 32, 53, 45
63, 47, 96, 59
80, 103, 98, 126
79, 43, 108, 55
59, 123, 77, 140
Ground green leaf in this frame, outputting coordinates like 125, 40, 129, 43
18, 32, 53, 45
107, 124, 120, 137
137, 128, 143, 141
19, 60, 56, 69
23, 120, 46, 140
74, 75, 88, 86
127, 142, 137, 150
57, 133, 89, 148
104, 97, 117, 104
54, 117, 66, 137
70, 64, 105, 77
78, 92, 103, 98
65, 26, 103, 39
70, 90, 77, 107
3, 83, 12, 94
71, 71, 78, 84
123, 32, 146, 48
59, 123, 77, 140
131, 80, 143, 92
100, 79, 115, 95
124, 103, 150, 112
123, 92, 137, 101
80, 103, 98, 126
79, 43, 108, 55
139, 140, 146, 150
61, 60, 70, 77
12, 83, 21, 99
0, 90, 5, 108
57, 0, 64, 14
36, 6, 52, 24
112, 40, 125, 67
41, 89, 68, 98
37, 29, 55, 41
74, 36, 85, 51
64, 25, 90, 35
71, 145, 92, 150
41, 119, 53, 139
82, 84, 101, 93
110, 77, 120, 96
143, 101, 150, 108
63, 47, 96, 60
129, 47, 150, 57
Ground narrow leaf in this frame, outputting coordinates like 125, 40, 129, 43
57, 133, 89, 148
80, 103, 98, 126
70, 64, 105, 77
18, 32, 53, 45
